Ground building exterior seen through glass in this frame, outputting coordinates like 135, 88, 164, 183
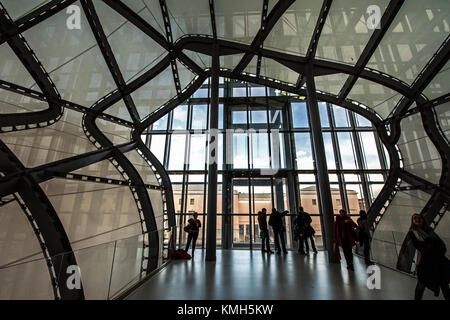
143, 78, 389, 249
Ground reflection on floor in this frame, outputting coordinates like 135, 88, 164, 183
127, 249, 444, 300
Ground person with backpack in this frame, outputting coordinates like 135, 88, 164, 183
408, 213, 450, 300
258, 208, 273, 254
268, 208, 288, 254
185, 212, 201, 257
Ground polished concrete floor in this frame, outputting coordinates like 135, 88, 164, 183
127, 249, 444, 300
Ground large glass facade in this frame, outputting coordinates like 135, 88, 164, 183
144, 79, 389, 249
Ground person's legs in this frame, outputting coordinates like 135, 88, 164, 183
304, 236, 310, 253
298, 237, 306, 254
342, 240, 354, 270
309, 236, 317, 253
414, 281, 426, 300
280, 232, 287, 253
440, 281, 450, 300
274, 231, 281, 252
191, 232, 198, 256
185, 233, 193, 252
343, 246, 353, 269
261, 233, 266, 252
265, 233, 272, 253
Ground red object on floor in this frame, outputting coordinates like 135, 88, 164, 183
172, 249, 192, 260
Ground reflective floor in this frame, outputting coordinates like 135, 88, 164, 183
127, 249, 444, 300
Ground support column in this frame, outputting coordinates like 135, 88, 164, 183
206, 44, 219, 261
305, 68, 337, 263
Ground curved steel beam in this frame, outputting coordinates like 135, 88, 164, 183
396, 103, 450, 272
0, 140, 84, 300
82, 113, 160, 273
134, 138, 175, 228
88, 55, 172, 116
175, 36, 414, 101
0, 141, 136, 198
0, 80, 134, 128
81, 0, 140, 123
0, 4, 63, 130
0, 0, 77, 45
137, 73, 209, 132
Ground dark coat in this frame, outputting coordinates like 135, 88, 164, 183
408, 230, 450, 295
294, 212, 314, 237
268, 210, 288, 232
334, 215, 358, 247
187, 218, 201, 233
257, 212, 268, 231
357, 216, 371, 244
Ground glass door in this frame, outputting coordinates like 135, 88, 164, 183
231, 178, 275, 249
250, 179, 273, 248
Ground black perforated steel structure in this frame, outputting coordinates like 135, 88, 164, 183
0, 0, 448, 299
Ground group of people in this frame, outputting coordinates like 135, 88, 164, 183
257, 206, 369, 264
258, 208, 289, 254
183, 209, 449, 300
257, 206, 317, 255
332, 209, 449, 300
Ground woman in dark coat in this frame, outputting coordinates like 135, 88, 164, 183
185, 212, 201, 257
408, 213, 450, 300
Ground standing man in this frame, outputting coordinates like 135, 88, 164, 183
269, 208, 289, 254
299, 206, 317, 254
258, 208, 273, 254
